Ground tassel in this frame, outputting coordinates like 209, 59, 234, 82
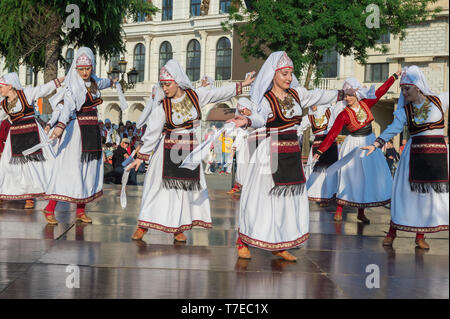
81, 151, 102, 162
162, 178, 202, 191
410, 182, 449, 194
9, 153, 46, 165
269, 184, 305, 197
312, 165, 328, 173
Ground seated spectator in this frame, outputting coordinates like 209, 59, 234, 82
104, 138, 137, 185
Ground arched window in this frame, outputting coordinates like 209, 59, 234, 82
162, 0, 173, 21
186, 39, 201, 81
133, 43, 145, 82
215, 37, 232, 80
65, 48, 74, 74
159, 41, 173, 69
109, 52, 121, 72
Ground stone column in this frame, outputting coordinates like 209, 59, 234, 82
144, 35, 153, 82
200, 31, 208, 79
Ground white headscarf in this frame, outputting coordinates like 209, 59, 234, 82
398, 65, 435, 109
342, 77, 376, 101
136, 84, 164, 129
49, 47, 96, 112
160, 59, 193, 90
49, 47, 128, 112
0, 72, 23, 90
250, 51, 300, 107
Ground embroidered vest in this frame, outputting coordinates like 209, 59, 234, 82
162, 89, 200, 132
1, 90, 35, 123
264, 88, 302, 131
343, 101, 374, 133
404, 95, 444, 135
308, 109, 331, 134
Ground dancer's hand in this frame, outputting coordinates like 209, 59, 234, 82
50, 127, 64, 139
395, 70, 402, 78
242, 71, 256, 87
128, 158, 142, 172
44, 124, 51, 134
313, 153, 321, 161
227, 115, 248, 128
360, 144, 376, 156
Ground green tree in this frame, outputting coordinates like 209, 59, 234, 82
0, 0, 158, 113
225, 0, 441, 155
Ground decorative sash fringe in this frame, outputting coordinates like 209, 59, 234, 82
312, 165, 329, 173
410, 182, 449, 194
81, 151, 102, 163
269, 184, 305, 197
162, 178, 202, 191
9, 152, 45, 165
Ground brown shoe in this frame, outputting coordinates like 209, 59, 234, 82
24, 199, 34, 209
272, 250, 297, 262
132, 227, 147, 240
237, 246, 251, 259
174, 232, 187, 242
76, 213, 92, 223
415, 238, 430, 249
333, 213, 342, 221
382, 236, 395, 247
43, 210, 58, 225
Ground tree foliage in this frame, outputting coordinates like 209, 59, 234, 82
0, 0, 158, 71
225, 0, 441, 83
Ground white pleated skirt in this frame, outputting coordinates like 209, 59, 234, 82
0, 122, 55, 200
305, 146, 338, 202
45, 119, 103, 203
390, 137, 449, 233
238, 136, 310, 251
137, 133, 212, 233
235, 141, 250, 185
335, 133, 392, 207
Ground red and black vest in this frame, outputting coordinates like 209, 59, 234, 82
308, 109, 331, 134
343, 101, 374, 133
1, 90, 35, 123
404, 95, 444, 135
162, 89, 200, 132
264, 88, 302, 131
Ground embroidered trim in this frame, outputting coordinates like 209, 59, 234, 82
44, 190, 103, 204
375, 137, 386, 148
9, 123, 37, 131
308, 195, 336, 202
391, 220, 449, 233
238, 231, 310, 251
236, 82, 243, 95
56, 122, 66, 130
336, 197, 390, 208
137, 153, 150, 161
137, 220, 212, 233
0, 192, 45, 200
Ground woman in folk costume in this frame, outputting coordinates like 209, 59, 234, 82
313, 73, 401, 223
42, 47, 116, 225
297, 102, 345, 206
362, 66, 449, 249
229, 51, 345, 261
0, 72, 63, 208
227, 98, 254, 194
129, 59, 254, 241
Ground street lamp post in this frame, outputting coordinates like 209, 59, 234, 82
106, 57, 139, 91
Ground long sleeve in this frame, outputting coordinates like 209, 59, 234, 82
363, 76, 396, 109
297, 115, 311, 137
438, 92, 449, 113
378, 108, 408, 143
296, 87, 341, 109
137, 103, 166, 159
195, 83, 239, 106
95, 77, 112, 90
317, 111, 349, 154
48, 103, 64, 127
23, 80, 58, 104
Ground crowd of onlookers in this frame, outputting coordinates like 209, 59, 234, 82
99, 119, 147, 185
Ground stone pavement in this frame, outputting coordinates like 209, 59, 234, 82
0, 174, 448, 299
